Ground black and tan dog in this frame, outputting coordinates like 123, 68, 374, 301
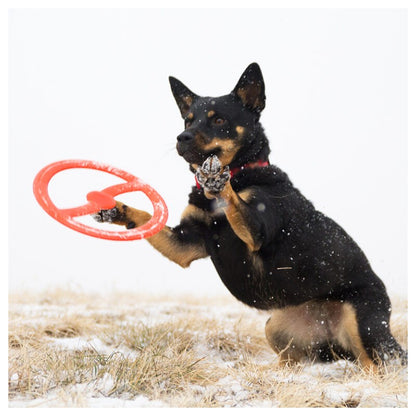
94, 63, 406, 370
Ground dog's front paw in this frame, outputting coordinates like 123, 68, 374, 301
196, 155, 230, 194
92, 206, 122, 223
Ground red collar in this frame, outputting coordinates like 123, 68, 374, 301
195, 160, 269, 189
229, 160, 269, 176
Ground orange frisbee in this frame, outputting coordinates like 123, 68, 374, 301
33, 159, 168, 241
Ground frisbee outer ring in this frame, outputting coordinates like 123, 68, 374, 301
33, 159, 168, 241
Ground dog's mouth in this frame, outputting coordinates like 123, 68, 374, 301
177, 143, 220, 165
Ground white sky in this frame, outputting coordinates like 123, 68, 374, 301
8, 8, 408, 297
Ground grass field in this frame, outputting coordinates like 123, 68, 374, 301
8, 289, 407, 408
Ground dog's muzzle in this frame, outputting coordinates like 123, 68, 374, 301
176, 131, 204, 164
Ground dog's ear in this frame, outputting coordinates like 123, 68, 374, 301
169, 76, 197, 118
232, 63, 265, 114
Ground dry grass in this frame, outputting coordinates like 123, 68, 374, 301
8, 289, 408, 408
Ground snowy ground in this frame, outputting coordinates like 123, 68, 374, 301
8, 290, 408, 408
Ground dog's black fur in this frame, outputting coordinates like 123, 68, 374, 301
95, 63, 406, 368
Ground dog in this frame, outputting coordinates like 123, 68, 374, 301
94, 63, 406, 370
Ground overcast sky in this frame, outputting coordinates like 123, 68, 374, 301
9, 8, 407, 297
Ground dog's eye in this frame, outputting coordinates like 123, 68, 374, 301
214, 117, 225, 125
185, 119, 192, 129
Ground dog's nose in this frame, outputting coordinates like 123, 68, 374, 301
177, 131, 194, 143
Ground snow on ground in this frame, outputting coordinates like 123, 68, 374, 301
8, 293, 408, 408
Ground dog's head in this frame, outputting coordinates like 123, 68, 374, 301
169, 63, 268, 170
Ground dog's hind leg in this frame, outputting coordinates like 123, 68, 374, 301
332, 302, 378, 371
265, 312, 308, 365
339, 281, 407, 368
265, 301, 346, 365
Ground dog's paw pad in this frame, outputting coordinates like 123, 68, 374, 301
92, 207, 120, 223
200, 155, 222, 176
196, 155, 230, 193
